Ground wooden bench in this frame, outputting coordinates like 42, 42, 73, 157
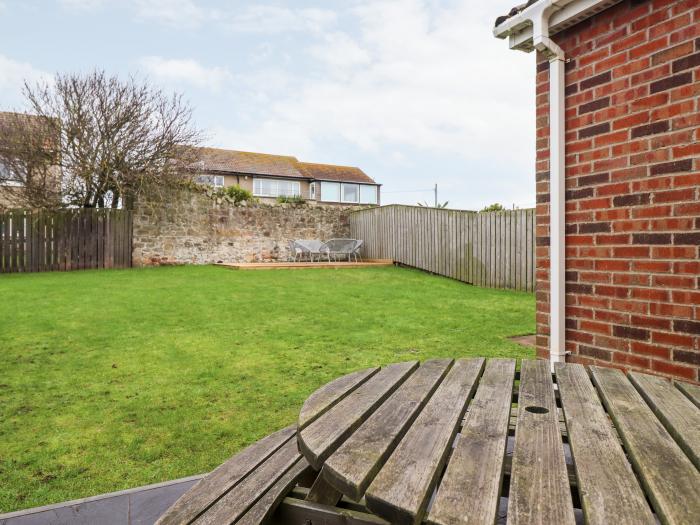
154, 426, 312, 525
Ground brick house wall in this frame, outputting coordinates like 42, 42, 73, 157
535, 0, 700, 382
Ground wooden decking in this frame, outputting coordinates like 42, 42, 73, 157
217, 259, 393, 270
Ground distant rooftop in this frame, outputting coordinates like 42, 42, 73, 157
195, 147, 377, 185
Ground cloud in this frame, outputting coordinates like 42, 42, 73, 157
139, 56, 233, 92
225, 5, 337, 34
0, 54, 52, 109
132, 0, 219, 28
213, 0, 535, 170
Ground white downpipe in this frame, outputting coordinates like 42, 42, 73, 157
549, 56, 566, 370
531, 2, 569, 371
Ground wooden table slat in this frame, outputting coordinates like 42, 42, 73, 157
629, 371, 700, 470
427, 358, 515, 525
193, 438, 301, 525
323, 358, 454, 501
507, 360, 575, 525
236, 457, 312, 525
298, 367, 380, 430
155, 425, 295, 525
272, 496, 390, 525
590, 366, 700, 525
298, 361, 419, 470
555, 364, 654, 525
365, 358, 485, 525
674, 380, 700, 409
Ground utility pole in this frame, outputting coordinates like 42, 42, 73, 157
434, 183, 438, 208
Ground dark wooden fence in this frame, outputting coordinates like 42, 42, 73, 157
0, 209, 132, 273
349, 205, 535, 292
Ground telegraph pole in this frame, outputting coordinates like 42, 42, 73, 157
434, 184, 438, 208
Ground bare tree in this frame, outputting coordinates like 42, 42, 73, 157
0, 112, 62, 209
1, 70, 202, 209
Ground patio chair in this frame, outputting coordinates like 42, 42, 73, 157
351, 239, 364, 262
296, 239, 324, 262
288, 240, 304, 262
319, 238, 358, 262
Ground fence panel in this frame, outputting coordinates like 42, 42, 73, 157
0, 208, 132, 274
349, 205, 535, 292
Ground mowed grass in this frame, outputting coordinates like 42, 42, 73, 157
0, 265, 534, 512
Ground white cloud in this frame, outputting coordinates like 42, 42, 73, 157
225, 5, 337, 34
213, 0, 535, 170
132, 0, 219, 28
139, 56, 232, 92
0, 55, 52, 109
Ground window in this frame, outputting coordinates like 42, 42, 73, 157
196, 174, 224, 188
320, 181, 340, 202
0, 163, 22, 187
360, 185, 378, 204
253, 178, 301, 197
309, 182, 316, 200
342, 183, 359, 203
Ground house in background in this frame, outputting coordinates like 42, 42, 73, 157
193, 147, 380, 206
495, 0, 699, 382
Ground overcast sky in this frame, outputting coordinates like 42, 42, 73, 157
0, 0, 536, 210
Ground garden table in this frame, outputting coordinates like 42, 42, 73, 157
158, 358, 700, 525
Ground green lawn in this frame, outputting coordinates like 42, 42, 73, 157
0, 265, 534, 512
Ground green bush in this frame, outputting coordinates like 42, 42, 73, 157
276, 195, 306, 205
224, 185, 253, 204
480, 203, 506, 212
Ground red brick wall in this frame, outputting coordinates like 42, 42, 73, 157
535, 0, 700, 382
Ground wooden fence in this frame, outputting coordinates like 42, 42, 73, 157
0, 208, 132, 273
349, 205, 535, 292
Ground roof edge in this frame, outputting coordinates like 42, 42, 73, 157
494, 0, 624, 53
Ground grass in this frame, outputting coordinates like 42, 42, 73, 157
0, 265, 534, 512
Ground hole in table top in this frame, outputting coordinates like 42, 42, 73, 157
525, 405, 549, 414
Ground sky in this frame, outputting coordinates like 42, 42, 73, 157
0, 0, 536, 210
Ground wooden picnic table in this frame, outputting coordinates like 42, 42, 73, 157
158, 358, 700, 525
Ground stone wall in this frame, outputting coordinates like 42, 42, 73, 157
132, 190, 353, 266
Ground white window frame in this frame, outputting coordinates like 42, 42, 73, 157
253, 178, 301, 198
359, 185, 378, 204
341, 183, 360, 203
196, 174, 224, 188
320, 181, 340, 202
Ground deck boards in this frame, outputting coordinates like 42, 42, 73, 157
217, 260, 393, 270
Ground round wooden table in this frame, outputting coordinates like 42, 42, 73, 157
295, 358, 700, 525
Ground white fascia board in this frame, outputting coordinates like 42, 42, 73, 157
495, 0, 624, 52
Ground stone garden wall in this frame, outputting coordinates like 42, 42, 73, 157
132, 190, 353, 266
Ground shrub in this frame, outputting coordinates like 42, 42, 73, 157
276, 195, 306, 205
224, 185, 253, 204
480, 203, 506, 212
